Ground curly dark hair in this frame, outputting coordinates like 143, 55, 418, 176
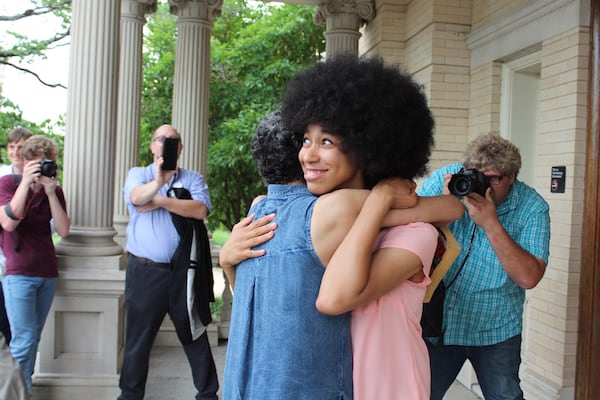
281, 54, 435, 189
252, 108, 304, 185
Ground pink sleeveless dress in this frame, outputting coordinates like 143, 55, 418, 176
351, 222, 438, 400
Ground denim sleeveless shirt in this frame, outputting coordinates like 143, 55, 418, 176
223, 184, 353, 400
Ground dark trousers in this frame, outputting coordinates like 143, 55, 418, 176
0, 281, 11, 343
427, 334, 523, 400
118, 255, 219, 400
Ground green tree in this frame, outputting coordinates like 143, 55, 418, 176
0, 95, 65, 170
207, 1, 325, 230
140, 1, 325, 230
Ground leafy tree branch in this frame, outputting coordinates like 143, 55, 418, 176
0, 0, 71, 89
1, 61, 66, 89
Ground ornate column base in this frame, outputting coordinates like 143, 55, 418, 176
55, 227, 123, 259
31, 375, 120, 400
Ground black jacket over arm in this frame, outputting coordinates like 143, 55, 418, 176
168, 188, 215, 345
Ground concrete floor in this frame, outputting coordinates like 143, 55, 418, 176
145, 341, 481, 400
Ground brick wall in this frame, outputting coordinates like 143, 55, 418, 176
524, 26, 588, 387
472, 0, 535, 30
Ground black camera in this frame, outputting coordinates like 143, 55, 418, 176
40, 159, 57, 178
448, 168, 489, 197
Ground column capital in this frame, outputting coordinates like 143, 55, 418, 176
137, 0, 158, 14
121, 0, 157, 19
169, 0, 223, 20
314, 0, 376, 28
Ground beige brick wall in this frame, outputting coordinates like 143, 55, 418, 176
472, 0, 535, 30
407, 1, 473, 168
405, 0, 434, 39
524, 26, 589, 387
468, 61, 502, 138
360, 1, 408, 63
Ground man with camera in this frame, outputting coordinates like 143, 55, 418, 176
0, 135, 70, 394
418, 133, 550, 400
119, 124, 218, 400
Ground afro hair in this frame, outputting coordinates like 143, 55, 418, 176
281, 54, 435, 189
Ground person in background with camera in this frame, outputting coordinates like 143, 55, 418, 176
0, 127, 33, 344
417, 133, 550, 400
119, 124, 218, 400
0, 135, 70, 394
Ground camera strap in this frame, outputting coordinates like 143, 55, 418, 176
445, 225, 476, 289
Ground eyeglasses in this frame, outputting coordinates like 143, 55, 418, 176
487, 175, 505, 185
152, 136, 180, 143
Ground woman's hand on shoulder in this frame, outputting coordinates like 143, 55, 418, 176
219, 213, 277, 270
372, 178, 418, 209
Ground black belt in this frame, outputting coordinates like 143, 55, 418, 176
128, 253, 171, 269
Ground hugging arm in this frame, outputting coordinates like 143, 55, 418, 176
383, 194, 464, 227
222, 183, 463, 294
315, 179, 430, 315
310, 189, 463, 266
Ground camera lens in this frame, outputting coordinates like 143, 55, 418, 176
41, 159, 57, 178
449, 176, 472, 197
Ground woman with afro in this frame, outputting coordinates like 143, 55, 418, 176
281, 54, 446, 399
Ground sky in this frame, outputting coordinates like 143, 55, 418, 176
0, 3, 69, 125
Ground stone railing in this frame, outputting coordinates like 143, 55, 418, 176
211, 242, 232, 342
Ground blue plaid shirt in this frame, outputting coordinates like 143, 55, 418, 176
418, 163, 550, 346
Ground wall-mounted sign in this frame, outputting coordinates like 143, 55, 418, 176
551, 166, 566, 193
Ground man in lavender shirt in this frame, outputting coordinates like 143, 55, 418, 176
118, 125, 218, 400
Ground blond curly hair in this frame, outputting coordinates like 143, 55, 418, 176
462, 133, 521, 176
21, 135, 59, 161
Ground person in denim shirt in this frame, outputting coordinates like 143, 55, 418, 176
418, 133, 551, 400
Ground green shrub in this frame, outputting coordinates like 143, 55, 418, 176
212, 229, 230, 247
211, 296, 223, 319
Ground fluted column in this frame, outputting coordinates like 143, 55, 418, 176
114, 0, 157, 247
33, 2, 125, 398
56, 0, 122, 257
314, 0, 376, 59
169, 0, 222, 176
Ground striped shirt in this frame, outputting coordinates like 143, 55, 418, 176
418, 163, 550, 345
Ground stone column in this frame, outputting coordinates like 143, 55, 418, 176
33, 1, 125, 398
169, 0, 222, 176
114, 0, 157, 248
314, 0, 376, 59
